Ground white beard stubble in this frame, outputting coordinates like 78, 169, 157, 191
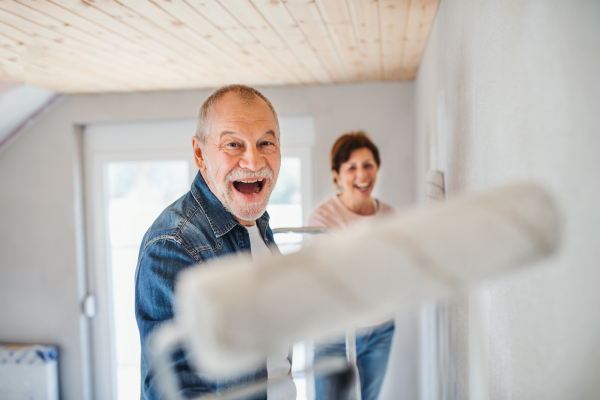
205, 161, 275, 222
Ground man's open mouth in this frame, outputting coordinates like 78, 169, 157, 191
232, 179, 266, 195
355, 182, 371, 190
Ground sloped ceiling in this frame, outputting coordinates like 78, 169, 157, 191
0, 0, 439, 93
0, 81, 58, 152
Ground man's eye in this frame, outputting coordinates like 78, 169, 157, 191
227, 142, 240, 148
261, 141, 274, 146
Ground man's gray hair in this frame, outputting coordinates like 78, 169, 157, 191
195, 84, 280, 144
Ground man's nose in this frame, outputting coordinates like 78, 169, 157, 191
239, 146, 266, 171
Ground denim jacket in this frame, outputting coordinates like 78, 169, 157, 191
135, 171, 275, 400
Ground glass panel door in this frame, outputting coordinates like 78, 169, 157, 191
106, 161, 190, 400
85, 119, 196, 400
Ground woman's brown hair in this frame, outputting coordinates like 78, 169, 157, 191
330, 131, 381, 174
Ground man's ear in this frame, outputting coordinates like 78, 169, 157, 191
192, 136, 205, 171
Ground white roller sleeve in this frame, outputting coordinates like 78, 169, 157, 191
174, 183, 560, 377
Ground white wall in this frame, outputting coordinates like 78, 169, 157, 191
415, 1, 600, 398
0, 82, 415, 399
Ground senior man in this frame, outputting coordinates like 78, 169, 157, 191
135, 85, 295, 400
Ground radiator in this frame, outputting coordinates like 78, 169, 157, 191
0, 344, 59, 400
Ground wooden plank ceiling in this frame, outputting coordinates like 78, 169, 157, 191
0, 0, 439, 93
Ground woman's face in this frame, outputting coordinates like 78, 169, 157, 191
333, 147, 379, 200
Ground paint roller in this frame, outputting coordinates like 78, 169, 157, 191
151, 182, 560, 397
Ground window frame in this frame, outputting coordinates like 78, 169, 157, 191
84, 119, 197, 399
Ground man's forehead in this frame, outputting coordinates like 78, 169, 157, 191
209, 93, 277, 135
213, 92, 270, 115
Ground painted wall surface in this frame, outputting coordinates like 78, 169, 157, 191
416, 0, 600, 398
0, 82, 415, 399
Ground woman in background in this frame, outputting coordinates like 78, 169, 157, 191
308, 131, 395, 400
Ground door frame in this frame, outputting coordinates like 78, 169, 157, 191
83, 119, 196, 399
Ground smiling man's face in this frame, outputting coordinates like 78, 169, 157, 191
192, 92, 281, 226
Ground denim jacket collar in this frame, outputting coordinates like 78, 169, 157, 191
190, 171, 270, 239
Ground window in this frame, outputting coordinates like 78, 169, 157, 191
108, 161, 190, 400
268, 147, 314, 255
84, 119, 196, 399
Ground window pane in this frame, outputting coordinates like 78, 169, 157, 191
268, 157, 301, 206
106, 161, 189, 400
268, 157, 303, 254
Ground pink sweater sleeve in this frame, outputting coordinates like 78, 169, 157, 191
308, 207, 331, 228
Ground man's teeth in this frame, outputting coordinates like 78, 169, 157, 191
356, 183, 370, 189
238, 179, 260, 183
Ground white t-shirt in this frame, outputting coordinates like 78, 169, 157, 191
245, 224, 297, 400
246, 223, 272, 261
